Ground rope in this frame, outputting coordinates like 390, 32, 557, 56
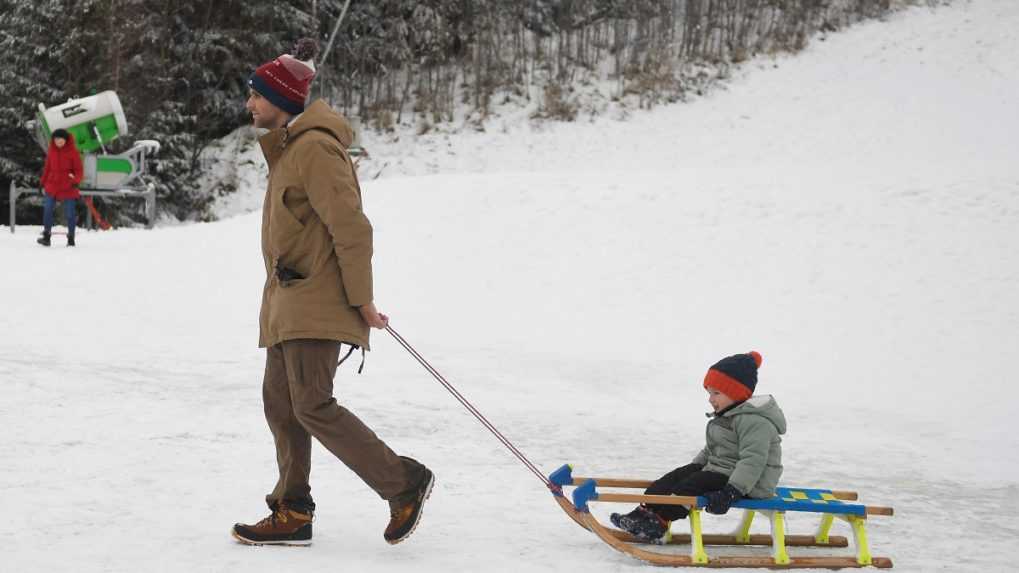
385, 325, 556, 491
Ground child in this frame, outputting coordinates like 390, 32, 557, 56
38, 128, 83, 247
611, 351, 786, 542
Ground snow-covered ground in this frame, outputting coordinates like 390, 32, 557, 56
3, 1, 1018, 571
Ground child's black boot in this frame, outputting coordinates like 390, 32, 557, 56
610, 505, 669, 543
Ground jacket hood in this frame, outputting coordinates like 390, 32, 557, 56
724, 394, 787, 435
286, 99, 354, 148
49, 132, 79, 154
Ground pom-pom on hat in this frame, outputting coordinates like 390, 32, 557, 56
249, 38, 319, 115
703, 351, 763, 402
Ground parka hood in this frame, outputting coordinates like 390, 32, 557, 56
286, 99, 354, 148
723, 394, 787, 435
258, 99, 354, 168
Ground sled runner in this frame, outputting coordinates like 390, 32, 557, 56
548, 464, 894, 569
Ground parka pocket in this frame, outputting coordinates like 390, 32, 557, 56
274, 261, 306, 288
271, 187, 304, 231
268, 186, 306, 258
278, 276, 309, 289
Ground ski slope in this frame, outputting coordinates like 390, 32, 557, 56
3, 1, 1018, 571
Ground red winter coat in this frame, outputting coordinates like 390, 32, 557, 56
40, 134, 84, 200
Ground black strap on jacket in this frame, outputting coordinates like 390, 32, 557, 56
337, 343, 366, 374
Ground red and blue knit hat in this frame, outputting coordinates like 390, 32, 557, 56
249, 39, 319, 115
703, 351, 763, 402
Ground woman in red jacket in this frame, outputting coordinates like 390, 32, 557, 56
38, 128, 84, 247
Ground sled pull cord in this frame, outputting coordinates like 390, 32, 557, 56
386, 325, 556, 492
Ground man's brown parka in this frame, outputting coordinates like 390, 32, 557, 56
257, 99, 372, 349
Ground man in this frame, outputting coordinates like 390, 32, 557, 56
231, 39, 433, 547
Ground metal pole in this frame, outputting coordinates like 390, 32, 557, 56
145, 184, 156, 229
317, 0, 353, 99
9, 181, 15, 233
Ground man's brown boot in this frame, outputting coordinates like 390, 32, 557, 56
384, 466, 435, 545
232, 503, 313, 546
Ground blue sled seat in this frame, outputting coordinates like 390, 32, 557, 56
728, 487, 867, 516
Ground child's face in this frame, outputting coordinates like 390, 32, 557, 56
707, 388, 735, 413
53, 137, 66, 148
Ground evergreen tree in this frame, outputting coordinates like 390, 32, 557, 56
0, 0, 82, 223
1, 0, 898, 226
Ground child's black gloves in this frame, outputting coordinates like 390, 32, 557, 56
703, 484, 742, 514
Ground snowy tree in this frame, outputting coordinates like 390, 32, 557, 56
1, 0, 901, 224
0, 0, 323, 222
0, 0, 83, 223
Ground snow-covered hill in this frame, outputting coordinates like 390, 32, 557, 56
3, 1, 1017, 571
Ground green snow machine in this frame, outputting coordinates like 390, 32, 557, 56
32, 90, 160, 190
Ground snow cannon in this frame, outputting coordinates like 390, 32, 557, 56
34, 90, 128, 153
31, 91, 160, 191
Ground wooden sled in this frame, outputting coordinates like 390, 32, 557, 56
548, 464, 894, 569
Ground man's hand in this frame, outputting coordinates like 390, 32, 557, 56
358, 302, 389, 329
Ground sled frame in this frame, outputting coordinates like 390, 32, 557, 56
549, 464, 893, 569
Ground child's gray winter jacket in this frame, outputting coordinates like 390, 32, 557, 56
692, 395, 786, 498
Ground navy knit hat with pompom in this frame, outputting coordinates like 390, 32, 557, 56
703, 351, 763, 402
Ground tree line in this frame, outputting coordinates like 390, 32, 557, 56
1, 0, 903, 224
